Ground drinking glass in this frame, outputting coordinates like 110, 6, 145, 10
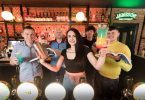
15, 52, 23, 64
96, 26, 108, 49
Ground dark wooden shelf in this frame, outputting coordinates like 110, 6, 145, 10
70, 21, 87, 25
5, 21, 23, 24
25, 21, 69, 24
89, 22, 108, 24
8, 36, 23, 38
0, 21, 5, 24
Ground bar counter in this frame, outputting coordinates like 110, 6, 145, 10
0, 58, 10, 66
0, 55, 145, 89
0, 57, 16, 84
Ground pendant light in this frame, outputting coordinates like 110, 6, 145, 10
76, 12, 86, 22
1, 11, 15, 21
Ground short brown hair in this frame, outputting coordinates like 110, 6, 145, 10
23, 26, 35, 32
85, 25, 96, 33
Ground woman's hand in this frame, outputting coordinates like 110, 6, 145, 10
35, 51, 45, 64
99, 47, 108, 57
98, 38, 110, 57
39, 58, 45, 64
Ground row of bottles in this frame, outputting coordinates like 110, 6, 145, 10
31, 24, 69, 42
23, 7, 110, 22
0, 25, 7, 55
1, 6, 110, 23
89, 8, 110, 23
23, 7, 69, 22
0, 6, 110, 47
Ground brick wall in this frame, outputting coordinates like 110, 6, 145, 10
111, 8, 145, 55
139, 25, 145, 55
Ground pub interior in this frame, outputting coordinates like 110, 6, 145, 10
0, 0, 145, 99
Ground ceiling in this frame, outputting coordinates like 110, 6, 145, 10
0, 0, 145, 8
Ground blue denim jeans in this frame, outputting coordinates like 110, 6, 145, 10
63, 73, 86, 100
63, 74, 75, 91
63, 74, 75, 100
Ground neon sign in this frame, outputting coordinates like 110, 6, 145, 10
116, 12, 137, 20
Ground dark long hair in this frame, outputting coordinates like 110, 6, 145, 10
66, 28, 84, 60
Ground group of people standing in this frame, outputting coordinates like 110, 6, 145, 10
10, 25, 132, 100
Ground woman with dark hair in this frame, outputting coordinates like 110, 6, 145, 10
39, 28, 108, 99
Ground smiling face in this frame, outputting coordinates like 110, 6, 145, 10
107, 29, 120, 43
86, 30, 95, 39
55, 30, 63, 39
67, 30, 76, 46
22, 29, 35, 45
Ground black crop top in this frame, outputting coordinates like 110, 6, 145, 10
61, 46, 91, 73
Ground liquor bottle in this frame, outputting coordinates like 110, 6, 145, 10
53, 11, 56, 21
49, 12, 52, 21
39, 12, 42, 18
89, 11, 92, 22
56, 12, 59, 21
101, 13, 105, 22
46, 12, 49, 21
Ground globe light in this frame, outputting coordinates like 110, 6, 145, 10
73, 83, 94, 100
17, 82, 38, 100
76, 12, 86, 22
0, 81, 10, 100
133, 82, 145, 100
45, 82, 66, 100
1, 11, 15, 21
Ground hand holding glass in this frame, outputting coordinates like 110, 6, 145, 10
15, 52, 23, 64
96, 27, 109, 49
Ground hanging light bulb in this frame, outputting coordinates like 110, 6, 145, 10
76, 12, 86, 22
1, 11, 15, 21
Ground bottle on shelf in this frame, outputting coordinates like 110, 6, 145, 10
89, 11, 92, 22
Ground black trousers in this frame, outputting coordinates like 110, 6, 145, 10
94, 71, 119, 100
85, 64, 96, 87
49, 67, 65, 83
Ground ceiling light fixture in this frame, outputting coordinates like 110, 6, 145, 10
76, 12, 86, 22
1, 11, 15, 21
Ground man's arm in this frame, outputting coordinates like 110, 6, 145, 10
117, 60, 132, 72
9, 45, 18, 65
